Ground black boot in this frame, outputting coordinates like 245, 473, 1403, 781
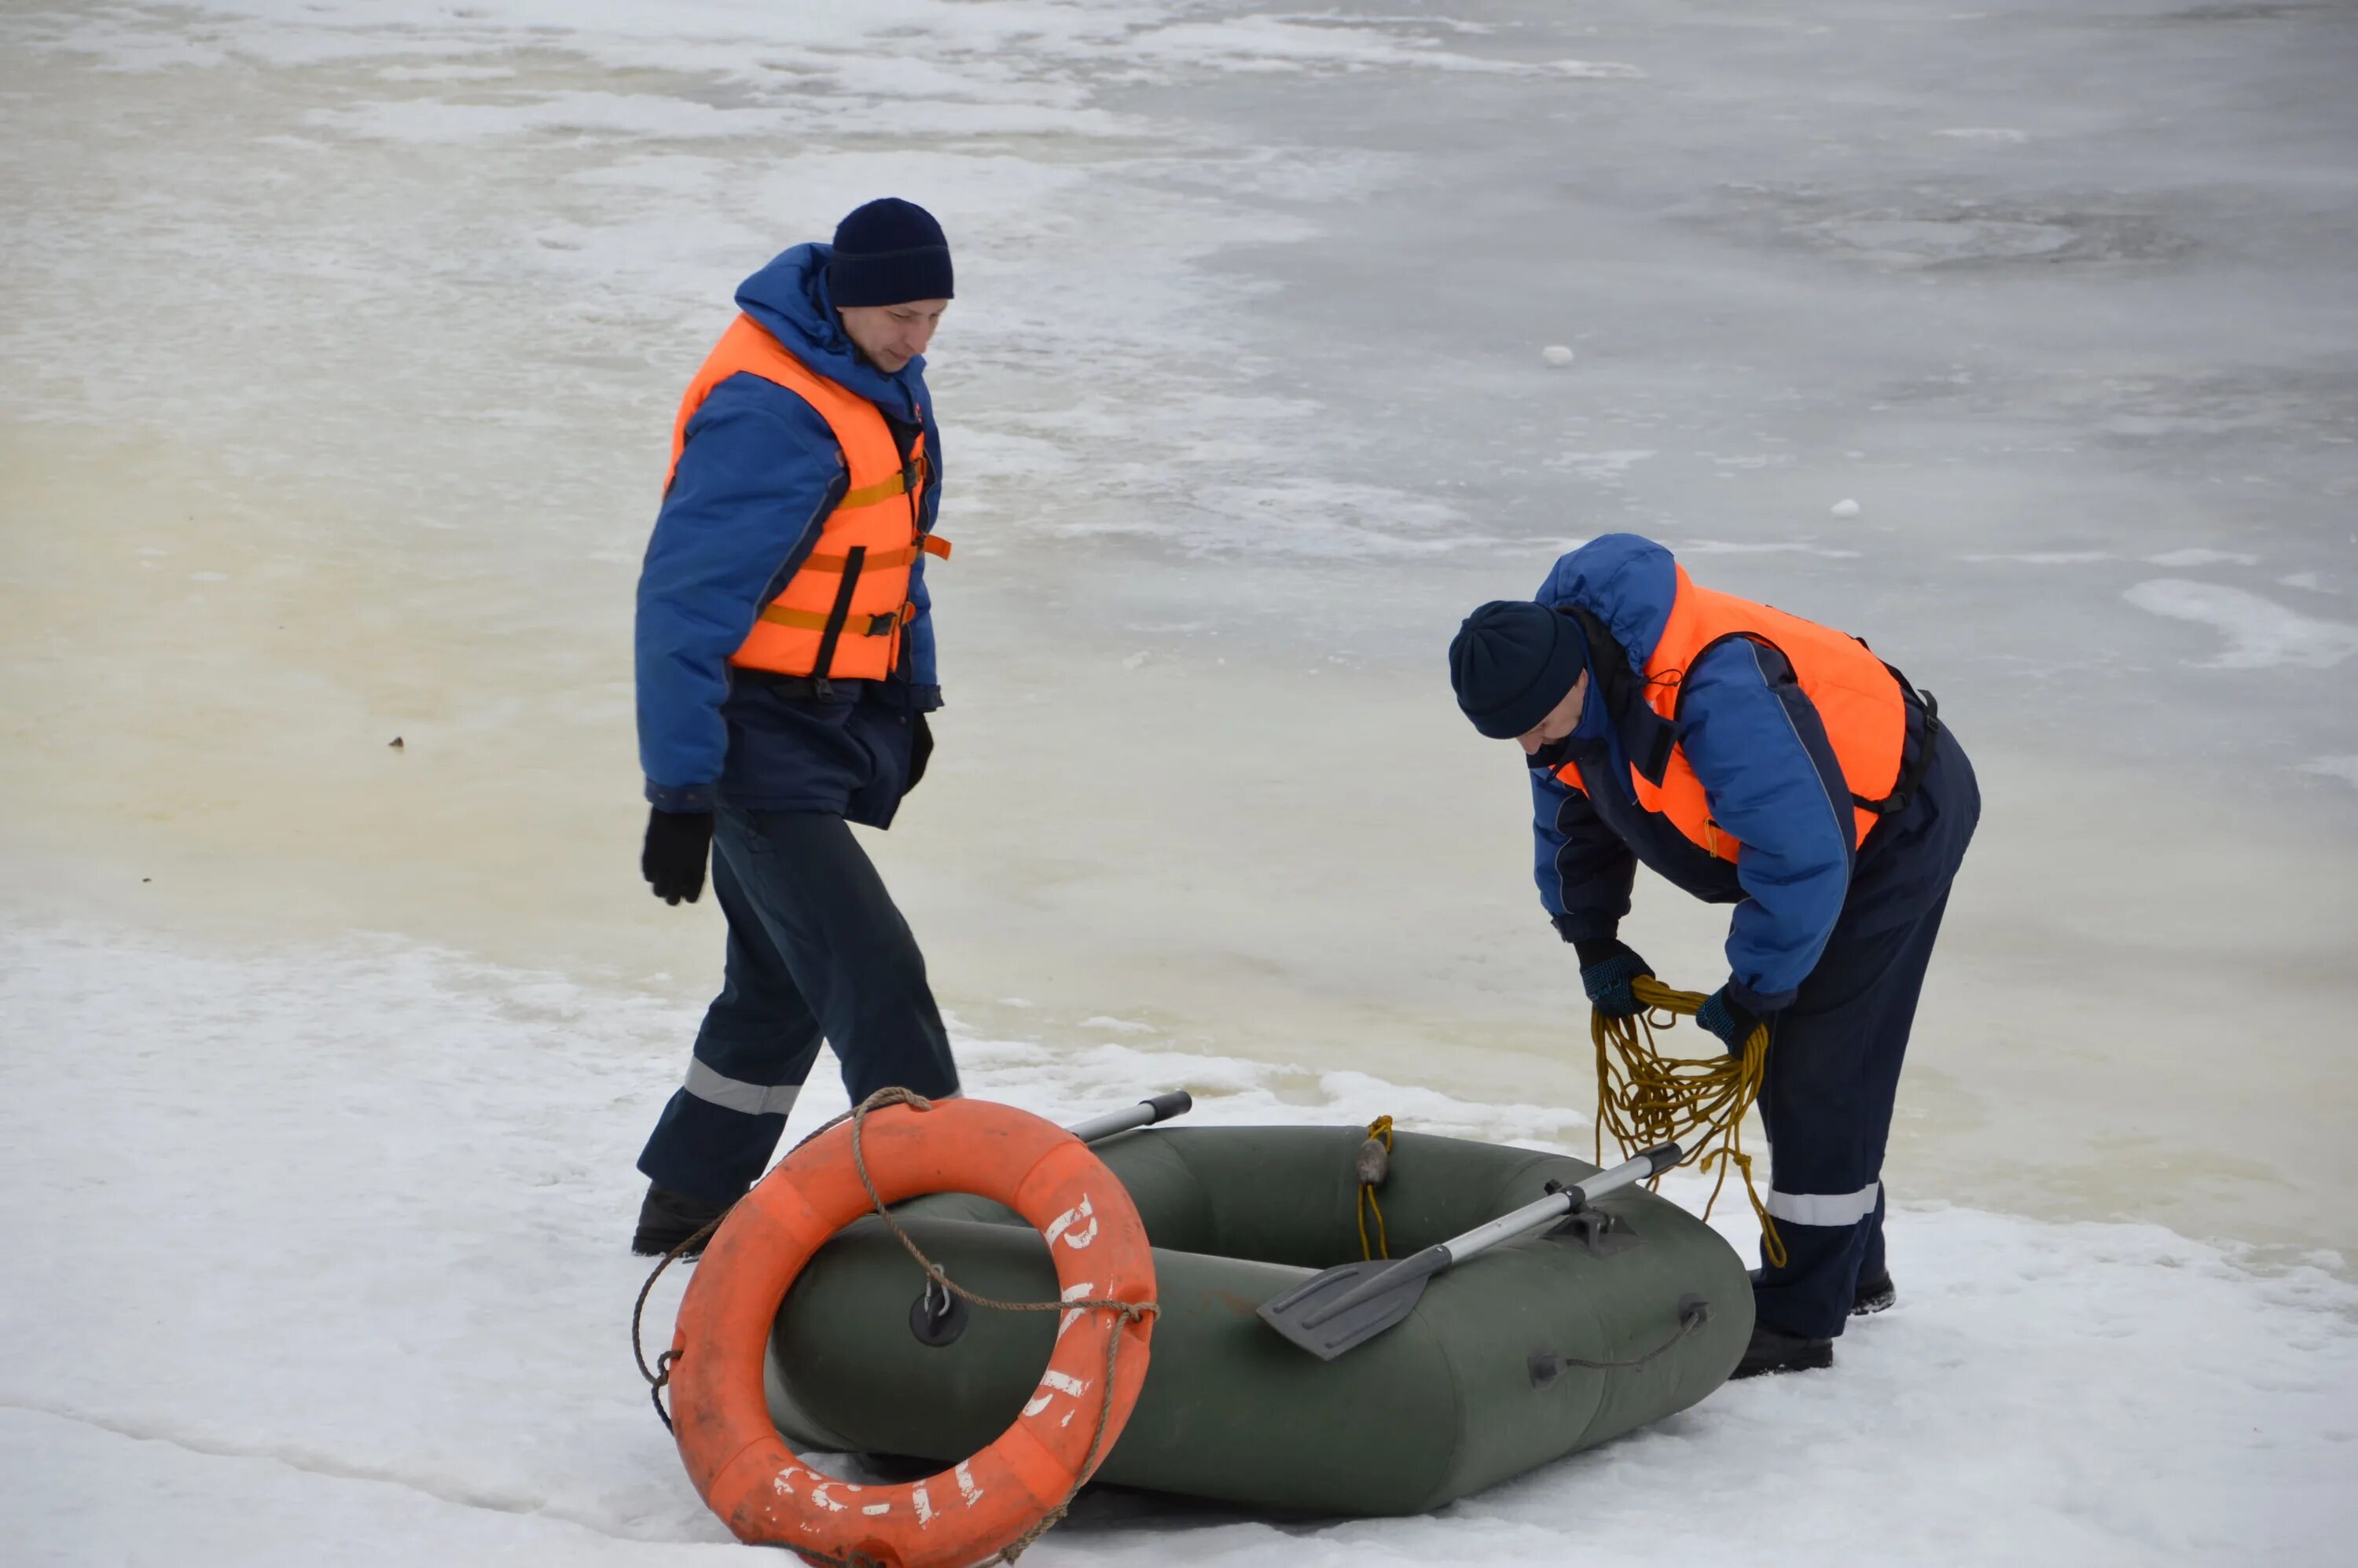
1749, 1265, 1899, 1319
1732, 1321, 1834, 1379
632, 1182, 737, 1258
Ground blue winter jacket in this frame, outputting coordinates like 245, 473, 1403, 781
635, 244, 942, 827
1530, 534, 1934, 1013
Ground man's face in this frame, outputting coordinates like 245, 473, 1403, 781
839, 299, 949, 373
1517, 670, 1590, 755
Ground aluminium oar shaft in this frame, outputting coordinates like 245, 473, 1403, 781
1064, 1089, 1194, 1145
1447, 1140, 1683, 1266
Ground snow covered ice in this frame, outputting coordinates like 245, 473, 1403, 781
4, 2, 2356, 1563
7, 925, 2356, 1566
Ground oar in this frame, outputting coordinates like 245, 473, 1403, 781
1255, 1140, 1683, 1361
1065, 1089, 1192, 1144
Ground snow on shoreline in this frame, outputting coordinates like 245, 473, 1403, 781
3, 918, 2351, 1564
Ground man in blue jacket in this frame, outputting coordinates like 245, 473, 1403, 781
1449, 534, 1978, 1375
630, 200, 963, 1255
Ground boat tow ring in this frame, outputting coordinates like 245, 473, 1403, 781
665, 1093, 1159, 1567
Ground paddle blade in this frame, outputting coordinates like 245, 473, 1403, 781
1256, 1257, 1434, 1361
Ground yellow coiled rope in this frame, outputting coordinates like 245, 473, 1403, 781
1592, 975, 1786, 1268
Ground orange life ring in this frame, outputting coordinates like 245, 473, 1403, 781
667, 1096, 1158, 1566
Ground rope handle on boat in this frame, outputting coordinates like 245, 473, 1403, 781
1530, 1294, 1714, 1386
630, 1087, 1159, 1563
1592, 975, 1787, 1269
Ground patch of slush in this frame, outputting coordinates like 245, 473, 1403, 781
4, 0, 1535, 567
2122, 579, 2358, 669
2297, 756, 2358, 791
1963, 550, 2116, 564
3, 919, 2352, 1563
2147, 547, 2261, 567
1813, 216, 2077, 267
1548, 449, 1655, 486
303, 94, 825, 146
375, 63, 516, 83
34, 1, 1641, 86
1113, 480, 1491, 560
1669, 538, 1863, 560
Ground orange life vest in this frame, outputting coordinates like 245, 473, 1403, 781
1553, 566, 1907, 860
666, 314, 949, 683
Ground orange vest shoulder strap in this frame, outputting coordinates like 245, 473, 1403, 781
1646, 572, 1908, 850
667, 314, 887, 490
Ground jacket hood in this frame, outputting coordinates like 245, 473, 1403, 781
1536, 534, 1684, 788
1535, 533, 1680, 674
735, 243, 927, 422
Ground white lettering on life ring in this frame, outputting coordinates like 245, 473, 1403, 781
1045, 1194, 1098, 1250
1056, 1280, 1094, 1341
1023, 1369, 1092, 1418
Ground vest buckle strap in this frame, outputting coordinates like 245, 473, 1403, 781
750, 599, 910, 639
804, 537, 952, 573
837, 470, 911, 509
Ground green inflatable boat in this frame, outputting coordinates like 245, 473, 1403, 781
763, 1122, 1752, 1515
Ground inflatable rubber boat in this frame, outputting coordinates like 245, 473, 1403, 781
758, 1117, 1752, 1516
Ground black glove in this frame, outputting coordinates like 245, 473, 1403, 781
1574, 937, 1654, 1019
1695, 986, 1766, 1055
641, 808, 715, 905
905, 710, 933, 795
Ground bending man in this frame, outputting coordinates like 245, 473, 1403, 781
630, 199, 962, 1255
1448, 533, 1978, 1375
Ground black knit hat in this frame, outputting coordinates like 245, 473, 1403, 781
828, 198, 954, 308
1449, 601, 1589, 740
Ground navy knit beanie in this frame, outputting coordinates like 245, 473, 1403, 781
828, 198, 954, 308
1449, 601, 1589, 740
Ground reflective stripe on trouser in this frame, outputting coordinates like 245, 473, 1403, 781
1765, 1183, 1882, 1228
683, 1058, 803, 1118
637, 807, 960, 1204
1751, 888, 1954, 1340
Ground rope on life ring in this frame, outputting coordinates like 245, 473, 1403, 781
660, 1089, 1159, 1568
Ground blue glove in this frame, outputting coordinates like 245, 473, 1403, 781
1574, 938, 1655, 1020
1695, 986, 1766, 1054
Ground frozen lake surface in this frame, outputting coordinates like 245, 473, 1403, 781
3, 1, 2355, 1562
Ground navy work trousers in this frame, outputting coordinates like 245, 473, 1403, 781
637, 809, 960, 1203
1750, 725, 1979, 1340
